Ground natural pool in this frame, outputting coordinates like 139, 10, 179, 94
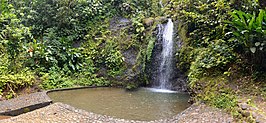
48, 87, 190, 121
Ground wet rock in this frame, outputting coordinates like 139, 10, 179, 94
242, 111, 251, 117
256, 118, 263, 123
252, 113, 266, 123
143, 17, 168, 27
122, 47, 138, 66
110, 17, 131, 31
237, 99, 244, 103
252, 112, 260, 119
240, 103, 249, 110
143, 17, 154, 26
250, 107, 258, 111
259, 0, 266, 8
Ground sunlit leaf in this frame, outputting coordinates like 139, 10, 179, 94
250, 47, 256, 53
255, 42, 261, 47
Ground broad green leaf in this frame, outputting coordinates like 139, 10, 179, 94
233, 32, 240, 37
248, 13, 255, 30
256, 9, 265, 27
235, 10, 248, 27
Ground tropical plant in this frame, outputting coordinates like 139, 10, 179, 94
227, 9, 266, 69
228, 9, 266, 54
0, 3, 33, 70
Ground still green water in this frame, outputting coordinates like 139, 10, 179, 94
48, 87, 190, 121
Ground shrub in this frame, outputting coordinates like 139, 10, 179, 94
0, 69, 35, 98
227, 9, 266, 69
40, 67, 110, 90
193, 77, 237, 110
188, 40, 236, 87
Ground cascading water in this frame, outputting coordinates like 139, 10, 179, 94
147, 18, 187, 92
158, 19, 174, 89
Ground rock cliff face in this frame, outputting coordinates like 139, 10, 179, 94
107, 17, 142, 86
107, 17, 187, 91
259, 0, 266, 8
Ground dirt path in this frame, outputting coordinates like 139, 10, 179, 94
236, 96, 266, 123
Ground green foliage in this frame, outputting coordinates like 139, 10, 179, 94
193, 77, 237, 109
0, 0, 131, 97
11, 0, 113, 40
169, 0, 231, 47
176, 46, 193, 73
228, 9, 266, 54
132, 13, 146, 41
0, 69, 35, 90
167, 0, 238, 88
226, 8, 266, 71
118, 0, 162, 17
125, 82, 138, 91
168, 0, 264, 84
168, 0, 265, 111
40, 68, 74, 89
189, 40, 236, 86
0, 3, 32, 70
84, 21, 125, 77
25, 35, 84, 73
0, 45, 8, 74
146, 37, 156, 62
0, 1, 36, 98
0, 68, 35, 98
40, 67, 109, 90
101, 40, 124, 75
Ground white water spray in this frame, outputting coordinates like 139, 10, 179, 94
158, 19, 174, 89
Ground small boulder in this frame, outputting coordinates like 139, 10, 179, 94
143, 17, 154, 26
256, 118, 263, 123
240, 103, 249, 110
249, 106, 258, 111
0, 95, 3, 101
154, 16, 168, 23
242, 111, 251, 117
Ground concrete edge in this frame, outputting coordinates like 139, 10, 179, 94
0, 91, 53, 116
46, 86, 109, 93
0, 101, 52, 116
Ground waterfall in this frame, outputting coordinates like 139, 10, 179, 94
147, 18, 187, 92
158, 19, 174, 89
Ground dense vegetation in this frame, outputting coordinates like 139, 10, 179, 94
165, 0, 266, 119
0, 0, 165, 98
0, 0, 265, 120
